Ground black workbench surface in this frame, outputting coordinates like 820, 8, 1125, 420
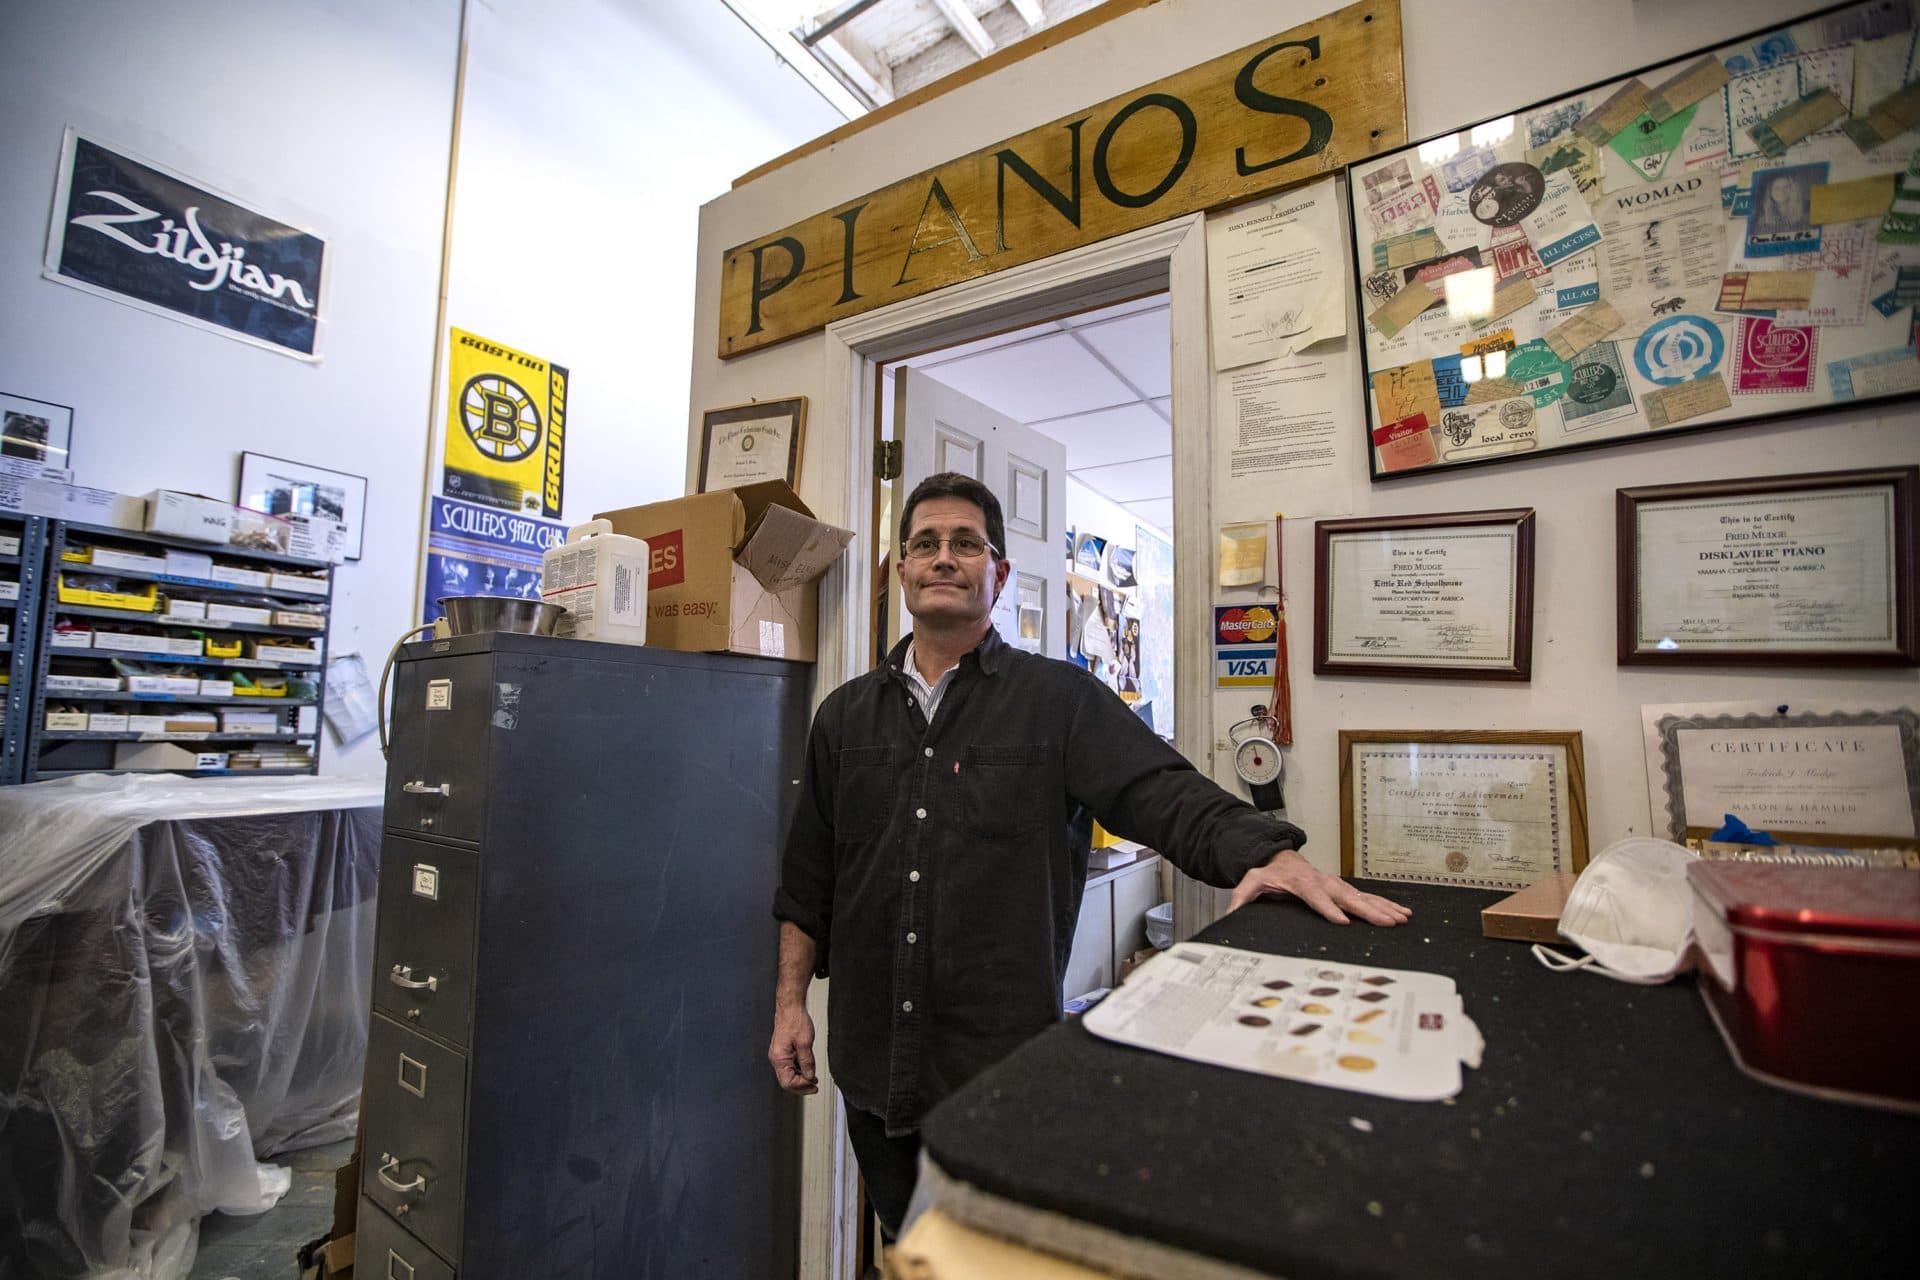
920, 880, 1916, 1278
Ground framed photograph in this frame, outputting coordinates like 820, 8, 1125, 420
1340, 729, 1589, 889
1314, 507, 1535, 680
1348, 1, 1920, 482
697, 396, 805, 492
1618, 466, 1916, 665
0, 391, 74, 472
236, 451, 368, 560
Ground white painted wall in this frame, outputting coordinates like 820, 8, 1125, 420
447, 0, 844, 528
689, 0, 1920, 858
1, 0, 842, 776
0, 0, 461, 777
1067, 476, 1163, 556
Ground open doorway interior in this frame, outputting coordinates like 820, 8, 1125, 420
873, 291, 1175, 738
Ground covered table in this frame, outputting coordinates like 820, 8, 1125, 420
913, 880, 1916, 1278
0, 774, 382, 1280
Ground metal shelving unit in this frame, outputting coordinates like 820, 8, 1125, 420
0, 515, 48, 785
21, 520, 335, 782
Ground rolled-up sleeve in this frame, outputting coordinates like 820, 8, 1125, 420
773, 707, 837, 977
1062, 675, 1304, 889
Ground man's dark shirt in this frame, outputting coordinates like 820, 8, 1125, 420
773, 628, 1306, 1134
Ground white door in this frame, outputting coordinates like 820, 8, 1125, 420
892, 367, 1066, 656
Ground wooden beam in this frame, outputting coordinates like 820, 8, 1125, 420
931, 0, 997, 59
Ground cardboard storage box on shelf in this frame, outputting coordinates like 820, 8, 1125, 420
0, 533, 18, 555
271, 570, 328, 595
211, 563, 272, 589
47, 672, 120, 692
208, 602, 273, 625
45, 709, 88, 731
0, 477, 144, 528
273, 609, 326, 630
146, 490, 235, 543
114, 742, 228, 771
255, 638, 321, 665
163, 599, 208, 621
84, 546, 167, 573
165, 548, 215, 578
596, 481, 852, 661
199, 677, 234, 697
50, 625, 93, 648
88, 712, 131, 732
128, 712, 218, 734
126, 673, 200, 695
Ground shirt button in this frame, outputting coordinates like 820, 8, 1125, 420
902, 1000, 914, 1013
924, 747, 933, 758
906, 932, 917, 944
915, 807, 927, 819
909, 870, 920, 882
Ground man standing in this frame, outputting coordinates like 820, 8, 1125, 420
769, 473, 1408, 1238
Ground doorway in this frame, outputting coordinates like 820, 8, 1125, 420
876, 293, 1174, 727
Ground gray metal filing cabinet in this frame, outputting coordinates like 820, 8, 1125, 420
358, 632, 807, 1278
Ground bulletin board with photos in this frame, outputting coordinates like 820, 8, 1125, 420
1350, 0, 1920, 481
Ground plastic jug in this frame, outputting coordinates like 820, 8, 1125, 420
540, 519, 649, 645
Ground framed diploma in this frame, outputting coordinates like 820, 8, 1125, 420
1340, 729, 1589, 889
1314, 508, 1535, 680
1640, 701, 1920, 843
1617, 466, 1917, 666
697, 396, 806, 493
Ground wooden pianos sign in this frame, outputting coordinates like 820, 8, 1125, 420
718, 0, 1406, 357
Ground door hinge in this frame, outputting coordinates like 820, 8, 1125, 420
873, 440, 902, 480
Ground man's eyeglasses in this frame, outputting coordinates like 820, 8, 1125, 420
900, 533, 1000, 560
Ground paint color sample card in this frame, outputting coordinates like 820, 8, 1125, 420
1083, 942, 1481, 1101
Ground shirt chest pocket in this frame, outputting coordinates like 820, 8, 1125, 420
834, 745, 895, 842
957, 744, 1049, 839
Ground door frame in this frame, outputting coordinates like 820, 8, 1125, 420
802, 212, 1223, 1278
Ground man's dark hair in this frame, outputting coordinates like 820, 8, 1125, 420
898, 471, 1005, 559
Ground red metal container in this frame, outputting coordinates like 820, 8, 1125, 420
1688, 861, 1920, 1113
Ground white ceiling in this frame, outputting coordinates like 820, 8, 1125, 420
893, 293, 1173, 533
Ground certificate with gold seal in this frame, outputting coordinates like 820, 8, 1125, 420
1340, 730, 1589, 890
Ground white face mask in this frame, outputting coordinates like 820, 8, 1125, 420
1533, 838, 1699, 984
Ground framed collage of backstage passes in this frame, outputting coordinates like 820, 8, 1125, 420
1350, 0, 1920, 480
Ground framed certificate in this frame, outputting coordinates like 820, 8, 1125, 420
1340, 729, 1589, 889
1314, 508, 1535, 680
697, 396, 806, 493
1617, 466, 1917, 666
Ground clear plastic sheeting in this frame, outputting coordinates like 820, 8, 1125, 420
0, 774, 384, 1280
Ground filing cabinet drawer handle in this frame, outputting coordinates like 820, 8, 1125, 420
377, 1153, 428, 1195
389, 964, 438, 992
402, 780, 451, 796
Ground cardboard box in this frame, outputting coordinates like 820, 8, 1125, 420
86, 547, 167, 573
126, 674, 200, 695
211, 564, 271, 589
199, 678, 235, 697
0, 533, 18, 556
272, 609, 326, 630
50, 625, 93, 648
88, 712, 131, 732
47, 673, 120, 692
165, 549, 215, 578
163, 599, 208, 621
94, 630, 165, 654
129, 712, 218, 734
255, 640, 321, 665
596, 481, 852, 661
208, 602, 273, 625
45, 709, 88, 731
0, 478, 144, 528
270, 570, 329, 596
0, 579, 19, 603
146, 490, 234, 543
1480, 872, 1580, 943
113, 741, 228, 770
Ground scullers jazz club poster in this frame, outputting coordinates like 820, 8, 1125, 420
43, 130, 328, 359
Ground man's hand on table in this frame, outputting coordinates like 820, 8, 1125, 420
1229, 848, 1412, 926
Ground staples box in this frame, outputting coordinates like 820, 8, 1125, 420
596, 482, 852, 662
146, 491, 235, 543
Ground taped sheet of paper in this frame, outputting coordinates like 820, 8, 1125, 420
1646, 54, 1729, 123
1208, 176, 1347, 370
1215, 355, 1355, 521
1217, 522, 1268, 587
1644, 373, 1732, 428
1083, 943, 1482, 1102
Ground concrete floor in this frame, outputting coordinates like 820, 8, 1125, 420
187, 1139, 355, 1280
